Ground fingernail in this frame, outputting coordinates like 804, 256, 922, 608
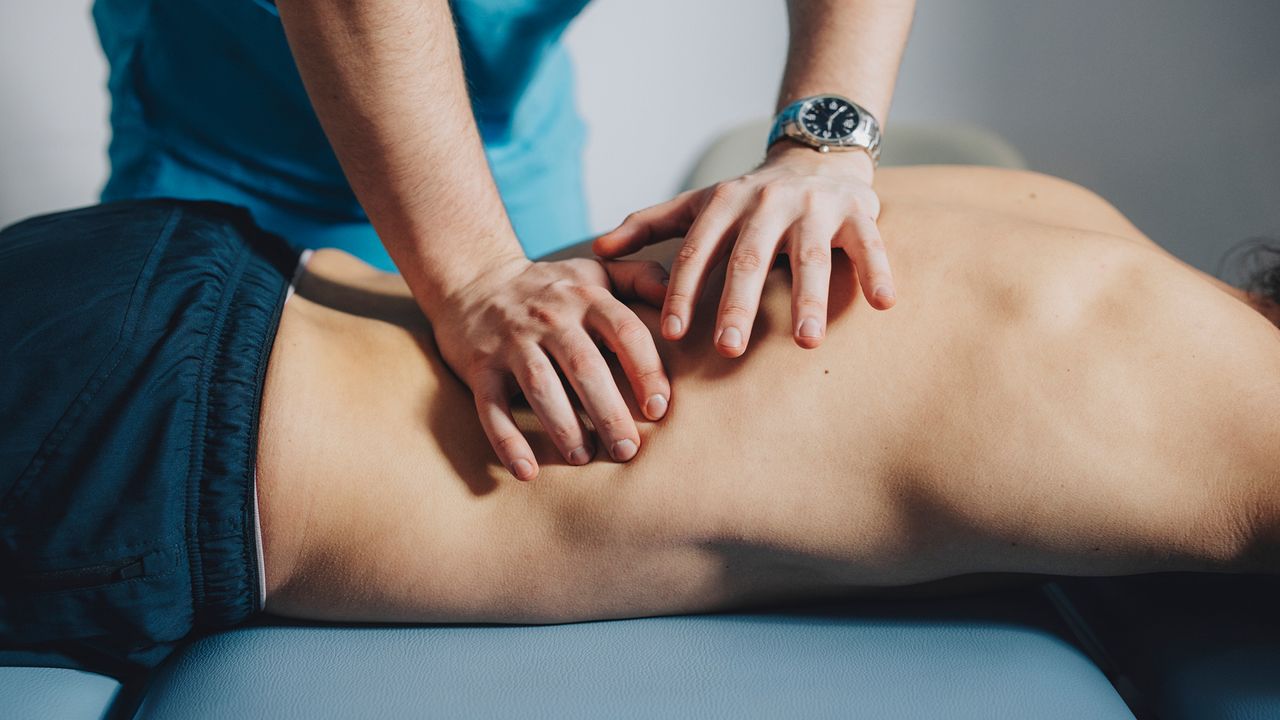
798, 317, 821, 339
663, 314, 682, 337
568, 446, 590, 465
718, 326, 741, 349
512, 458, 534, 480
873, 285, 895, 301
611, 438, 638, 461
645, 393, 668, 420
660, 274, 670, 287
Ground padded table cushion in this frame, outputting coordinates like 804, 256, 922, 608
133, 592, 1134, 719
0, 667, 119, 720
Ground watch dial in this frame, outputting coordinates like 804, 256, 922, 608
800, 98, 859, 141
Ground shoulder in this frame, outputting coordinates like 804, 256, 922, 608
875, 166, 1149, 243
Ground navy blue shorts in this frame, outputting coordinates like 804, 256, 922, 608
0, 199, 301, 677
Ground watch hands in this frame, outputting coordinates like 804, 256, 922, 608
827, 108, 845, 133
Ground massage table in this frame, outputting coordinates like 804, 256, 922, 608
4, 123, 1277, 719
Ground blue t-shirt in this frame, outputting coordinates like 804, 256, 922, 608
92, 0, 592, 270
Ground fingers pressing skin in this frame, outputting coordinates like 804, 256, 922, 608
713, 192, 794, 357
838, 213, 896, 310
598, 258, 670, 309
593, 148, 896, 367
584, 290, 671, 422
787, 209, 840, 349
593, 189, 702, 258
509, 343, 595, 471
471, 368, 541, 481
436, 256, 672, 482
661, 183, 745, 342
541, 304, 643, 464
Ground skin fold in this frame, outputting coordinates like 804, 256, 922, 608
254, 166, 1280, 626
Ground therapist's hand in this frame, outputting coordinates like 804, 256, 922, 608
593, 144, 895, 357
432, 255, 672, 482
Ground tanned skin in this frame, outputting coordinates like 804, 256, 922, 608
255, 166, 1279, 626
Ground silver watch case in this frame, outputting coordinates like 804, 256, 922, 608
769, 94, 882, 164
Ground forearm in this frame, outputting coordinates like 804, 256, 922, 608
779, 0, 916, 125
765, 1, 916, 179
275, 0, 525, 315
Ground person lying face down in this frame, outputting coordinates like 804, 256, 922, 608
1, 166, 1277, 676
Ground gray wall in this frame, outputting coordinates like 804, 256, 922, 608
0, 2, 108, 231
3, 1, 1278, 274
893, 0, 1280, 275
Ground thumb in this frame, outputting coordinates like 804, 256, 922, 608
592, 189, 701, 258
599, 259, 669, 308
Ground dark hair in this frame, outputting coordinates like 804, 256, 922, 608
1223, 239, 1280, 307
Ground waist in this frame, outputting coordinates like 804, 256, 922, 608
255, 253, 903, 556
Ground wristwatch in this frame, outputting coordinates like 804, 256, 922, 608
767, 94, 881, 164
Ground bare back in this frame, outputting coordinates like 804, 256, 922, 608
255, 167, 1280, 625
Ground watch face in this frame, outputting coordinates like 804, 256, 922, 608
800, 97, 860, 142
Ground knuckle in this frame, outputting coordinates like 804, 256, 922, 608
492, 433, 526, 456
795, 294, 825, 312
587, 284, 615, 304
474, 303, 507, 332
719, 299, 754, 319
675, 241, 702, 264
845, 185, 869, 204
473, 386, 503, 405
728, 248, 764, 274
850, 193, 880, 217
518, 358, 552, 395
860, 234, 886, 253
756, 183, 787, 206
466, 354, 497, 381
569, 283, 601, 303
543, 277, 576, 299
526, 303, 558, 327
567, 259, 603, 284
594, 411, 631, 435
564, 345, 601, 376
550, 423, 579, 445
708, 182, 737, 205
797, 190, 820, 214
631, 364, 666, 385
663, 289, 694, 311
612, 318, 650, 347
796, 244, 831, 268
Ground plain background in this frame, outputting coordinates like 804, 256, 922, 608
1, 0, 1278, 276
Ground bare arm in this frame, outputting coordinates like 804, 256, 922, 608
274, 0, 674, 481
778, 0, 911, 126
274, 0, 522, 315
594, 0, 916, 357
778, 0, 916, 129
761, 0, 917, 203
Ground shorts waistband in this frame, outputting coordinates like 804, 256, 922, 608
250, 246, 314, 611
165, 203, 298, 632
